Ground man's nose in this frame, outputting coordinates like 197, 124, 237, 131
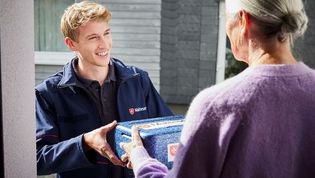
98, 36, 110, 49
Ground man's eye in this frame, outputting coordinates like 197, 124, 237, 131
88, 37, 97, 40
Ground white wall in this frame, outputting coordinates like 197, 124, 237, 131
0, 0, 36, 177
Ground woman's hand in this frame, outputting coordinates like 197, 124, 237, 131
120, 126, 144, 169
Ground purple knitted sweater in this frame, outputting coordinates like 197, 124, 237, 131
130, 62, 315, 178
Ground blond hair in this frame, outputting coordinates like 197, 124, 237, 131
60, 1, 111, 41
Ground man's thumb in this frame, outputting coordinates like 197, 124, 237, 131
102, 120, 117, 132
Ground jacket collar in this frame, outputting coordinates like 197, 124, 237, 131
112, 58, 140, 81
57, 57, 139, 88
57, 57, 80, 88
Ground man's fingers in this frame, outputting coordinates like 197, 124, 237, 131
121, 153, 129, 162
110, 156, 124, 166
101, 145, 124, 166
101, 120, 117, 132
126, 161, 133, 169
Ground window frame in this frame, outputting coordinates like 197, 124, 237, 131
35, 51, 74, 65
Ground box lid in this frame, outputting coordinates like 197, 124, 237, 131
116, 115, 184, 137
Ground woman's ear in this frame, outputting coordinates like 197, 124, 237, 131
64, 37, 77, 51
238, 10, 250, 36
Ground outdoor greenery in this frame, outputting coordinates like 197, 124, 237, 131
225, 50, 248, 79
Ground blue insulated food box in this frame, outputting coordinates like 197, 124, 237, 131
114, 115, 184, 169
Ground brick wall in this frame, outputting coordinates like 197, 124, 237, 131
294, 0, 315, 68
160, 0, 219, 104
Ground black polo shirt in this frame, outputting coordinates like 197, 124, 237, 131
72, 59, 119, 125
73, 60, 126, 177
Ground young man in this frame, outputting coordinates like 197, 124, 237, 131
35, 1, 172, 178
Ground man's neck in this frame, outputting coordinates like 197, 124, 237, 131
77, 60, 109, 86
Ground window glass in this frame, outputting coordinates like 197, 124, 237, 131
34, 0, 74, 51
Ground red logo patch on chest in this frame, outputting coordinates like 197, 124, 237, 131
128, 108, 135, 115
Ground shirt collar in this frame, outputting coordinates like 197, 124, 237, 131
72, 58, 117, 87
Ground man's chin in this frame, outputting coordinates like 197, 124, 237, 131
95, 56, 110, 64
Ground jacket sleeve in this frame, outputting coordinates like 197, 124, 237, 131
131, 146, 168, 178
36, 89, 93, 175
130, 88, 243, 178
140, 72, 173, 117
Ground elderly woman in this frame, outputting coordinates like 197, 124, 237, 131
120, 0, 315, 177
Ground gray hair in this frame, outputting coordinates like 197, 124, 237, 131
238, 0, 308, 43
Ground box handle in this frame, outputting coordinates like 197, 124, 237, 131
121, 133, 131, 140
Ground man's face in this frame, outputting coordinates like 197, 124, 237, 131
71, 20, 112, 68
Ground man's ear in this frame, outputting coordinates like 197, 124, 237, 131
64, 37, 77, 51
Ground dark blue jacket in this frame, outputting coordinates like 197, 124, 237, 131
36, 58, 173, 178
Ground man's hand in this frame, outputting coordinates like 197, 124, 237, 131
83, 120, 124, 166
120, 126, 144, 169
